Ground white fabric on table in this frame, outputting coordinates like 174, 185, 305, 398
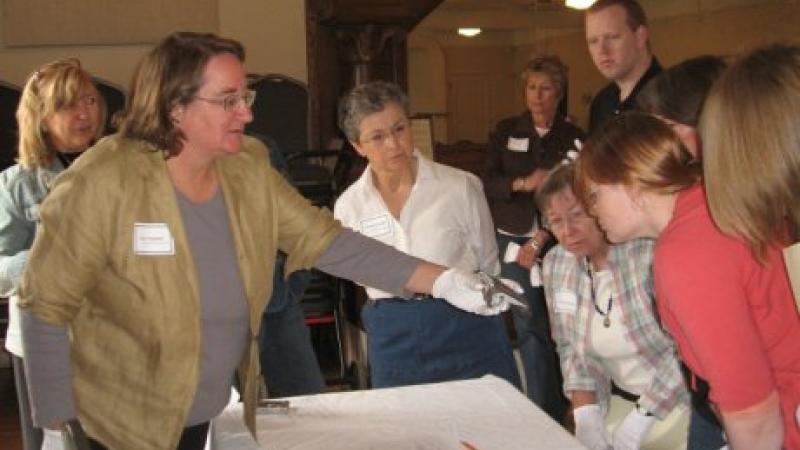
209, 375, 586, 450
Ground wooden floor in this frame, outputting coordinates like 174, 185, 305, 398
1, 363, 23, 450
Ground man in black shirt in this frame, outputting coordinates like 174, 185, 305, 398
585, 0, 662, 133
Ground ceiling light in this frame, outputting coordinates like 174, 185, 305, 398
457, 28, 481, 38
565, 0, 596, 9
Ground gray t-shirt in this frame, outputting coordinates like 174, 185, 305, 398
176, 189, 249, 425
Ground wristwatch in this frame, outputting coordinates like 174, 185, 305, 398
529, 237, 542, 252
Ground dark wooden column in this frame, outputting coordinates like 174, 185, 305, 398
305, 0, 442, 149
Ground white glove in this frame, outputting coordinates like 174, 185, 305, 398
432, 268, 510, 316
573, 404, 612, 450
41, 428, 65, 450
612, 408, 656, 450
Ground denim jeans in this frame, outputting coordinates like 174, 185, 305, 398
258, 257, 326, 397
496, 232, 568, 422
687, 406, 726, 450
361, 297, 520, 389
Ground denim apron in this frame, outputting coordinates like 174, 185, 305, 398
361, 297, 520, 389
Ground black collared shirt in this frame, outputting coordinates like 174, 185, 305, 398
588, 57, 663, 134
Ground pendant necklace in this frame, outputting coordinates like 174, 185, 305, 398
587, 257, 613, 328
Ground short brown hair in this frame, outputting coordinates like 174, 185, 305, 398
117, 32, 245, 156
637, 55, 727, 127
588, 0, 648, 31
574, 112, 700, 204
702, 44, 800, 257
521, 55, 568, 101
16, 58, 107, 169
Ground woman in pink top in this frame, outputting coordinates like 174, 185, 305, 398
574, 112, 800, 450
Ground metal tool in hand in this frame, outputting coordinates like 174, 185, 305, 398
476, 272, 530, 316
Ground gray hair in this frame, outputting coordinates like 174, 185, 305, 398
337, 81, 410, 143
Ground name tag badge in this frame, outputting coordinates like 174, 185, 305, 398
554, 290, 578, 314
507, 137, 529, 152
359, 214, 393, 238
133, 223, 175, 255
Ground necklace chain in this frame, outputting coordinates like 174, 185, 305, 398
587, 258, 613, 328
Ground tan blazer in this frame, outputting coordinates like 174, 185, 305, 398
18, 134, 340, 450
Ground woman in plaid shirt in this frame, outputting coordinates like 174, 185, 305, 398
537, 163, 689, 450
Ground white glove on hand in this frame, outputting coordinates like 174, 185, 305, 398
573, 404, 612, 450
41, 428, 65, 450
612, 408, 656, 450
432, 268, 509, 316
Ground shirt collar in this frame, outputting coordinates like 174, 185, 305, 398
362, 150, 433, 196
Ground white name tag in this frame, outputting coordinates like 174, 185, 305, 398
554, 290, 578, 314
360, 214, 393, 238
133, 223, 175, 255
507, 137, 529, 152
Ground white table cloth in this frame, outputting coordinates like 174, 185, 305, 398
209, 375, 586, 450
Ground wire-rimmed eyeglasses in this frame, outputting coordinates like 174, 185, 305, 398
194, 89, 256, 112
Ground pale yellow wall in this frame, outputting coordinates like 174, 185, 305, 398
411, 3, 800, 142
444, 45, 517, 143
219, 0, 307, 84
0, 0, 307, 90
408, 34, 448, 142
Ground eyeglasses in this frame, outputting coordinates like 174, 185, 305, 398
359, 120, 410, 148
544, 208, 591, 232
194, 89, 256, 112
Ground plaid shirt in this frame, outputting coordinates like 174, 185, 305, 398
542, 238, 688, 418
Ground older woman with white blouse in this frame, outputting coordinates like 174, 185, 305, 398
334, 81, 520, 388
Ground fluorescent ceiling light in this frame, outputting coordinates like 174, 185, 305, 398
565, 0, 596, 9
457, 28, 481, 37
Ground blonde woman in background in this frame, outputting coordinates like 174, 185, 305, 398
0, 58, 106, 450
